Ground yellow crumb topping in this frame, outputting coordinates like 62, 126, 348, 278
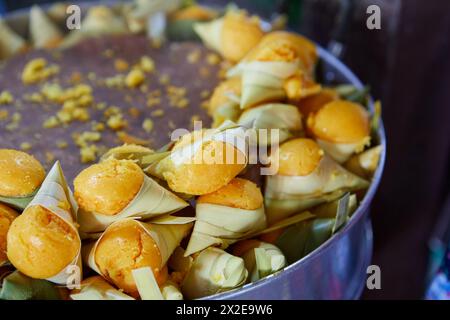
22, 58, 59, 84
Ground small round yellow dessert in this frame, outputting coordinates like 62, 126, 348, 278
209, 77, 242, 115
245, 31, 317, 73
271, 138, 324, 176
95, 219, 168, 296
7, 205, 80, 279
197, 177, 263, 210
307, 100, 370, 144
74, 159, 144, 215
0, 203, 18, 265
296, 88, 339, 117
221, 11, 264, 62
157, 130, 246, 195
0, 149, 45, 197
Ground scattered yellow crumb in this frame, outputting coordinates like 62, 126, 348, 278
43, 116, 60, 128
70, 72, 82, 83
114, 58, 129, 72
102, 49, 114, 58
20, 142, 32, 151
87, 72, 97, 81
6, 112, 21, 131
139, 56, 155, 73
104, 74, 125, 88
0, 91, 14, 104
187, 50, 201, 64
146, 96, 161, 107
26, 92, 45, 103
96, 102, 107, 110
107, 113, 128, 130
206, 53, 220, 65
142, 118, 154, 133
125, 69, 145, 88
91, 121, 105, 132
56, 140, 68, 149
22, 58, 59, 84
80, 144, 98, 163
73, 131, 101, 148
151, 109, 164, 117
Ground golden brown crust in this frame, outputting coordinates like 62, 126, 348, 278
95, 220, 167, 296
197, 177, 263, 210
208, 77, 242, 114
6, 205, 79, 278
74, 159, 144, 215
0, 149, 45, 197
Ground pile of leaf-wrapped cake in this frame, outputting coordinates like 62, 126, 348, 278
0, 2, 382, 300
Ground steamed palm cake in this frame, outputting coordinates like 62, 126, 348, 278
0, 35, 222, 181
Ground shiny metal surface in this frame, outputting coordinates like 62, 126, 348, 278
3, 4, 386, 300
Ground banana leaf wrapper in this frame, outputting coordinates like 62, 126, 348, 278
167, 19, 201, 41
0, 270, 62, 300
0, 19, 27, 60
234, 61, 300, 109
78, 174, 189, 233
132, 267, 164, 300
264, 155, 369, 224
29, 5, 63, 48
0, 190, 37, 211
212, 101, 242, 128
84, 216, 194, 279
240, 242, 286, 282
237, 103, 302, 146
23, 161, 82, 285
148, 121, 250, 181
193, 18, 224, 53
344, 145, 383, 179
316, 137, 371, 164
161, 280, 183, 300
184, 203, 266, 256
181, 247, 248, 300
334, 84, 370, 106
70, 276, 134, 300
275, 193, 352, 263
100, 144, 170, 171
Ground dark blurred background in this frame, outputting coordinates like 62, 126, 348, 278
1, 0, 449, 299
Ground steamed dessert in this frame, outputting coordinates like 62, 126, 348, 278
94, 219, 168, 296
7, 205, 80, 279
208, 76, 242, 127
153, 127, 247, 195
0, 149, 45, 197
185, 177, 266, 255
74, 159, 144, 215
0, 203, 18, 265
194, 10, 264, 62
197, 177, 263, 210
307, 100, 371, 162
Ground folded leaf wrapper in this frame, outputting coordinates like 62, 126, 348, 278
78, 174, 189, 233
194, 18, 224, 53
0, 191, 37, 211
0, 19, 27, 60
29, 5, 63, 48
265, 155, 368, 224
275, 193, 353, 263
237, 103, 302, 146
344, 145, 383, 179
229, 61, 299, 109
240, 242, 286, 282
0, 271, 63, 300
70, 276, 134, 300
316, 138, 370, 164
84, 216, 194, 280
25, 161, 82, 285
181, 247, 248, 299
185, 203, 266, 256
